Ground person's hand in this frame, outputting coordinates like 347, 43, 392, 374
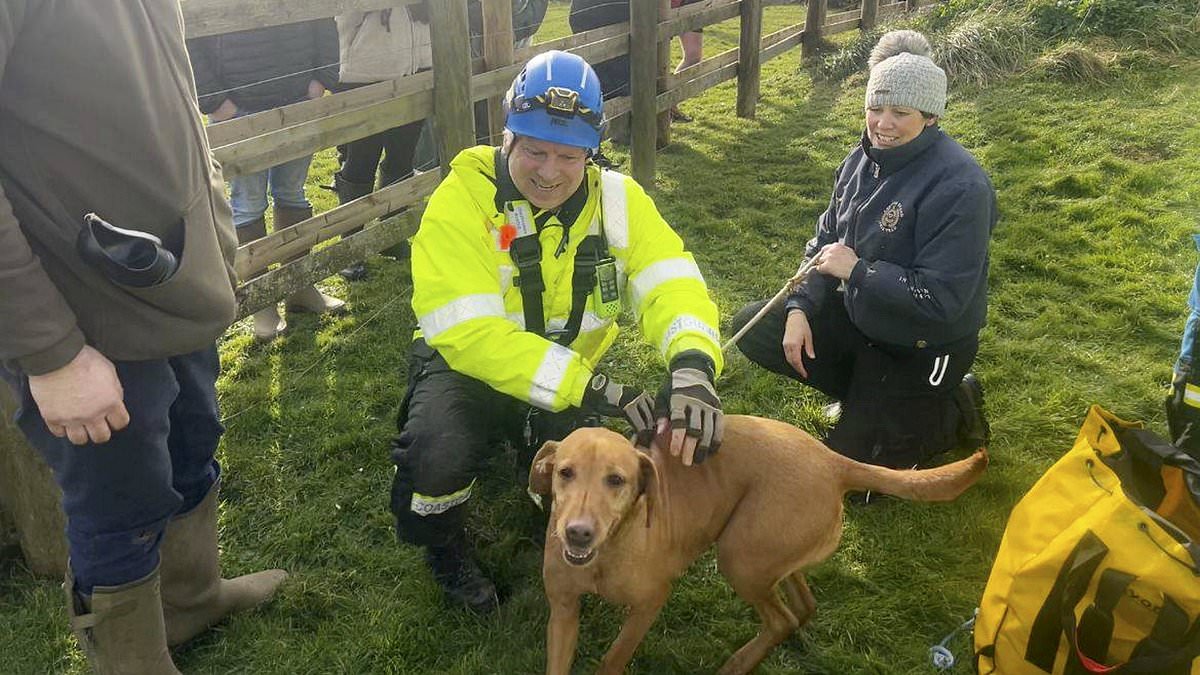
581, 372, 656, 447
814, 242, 859, 281
655, 352, 722, 466
27, 345, 129, 445
783, 309, 815, 378
307, 79, 327, 100
209, 98, 238, 123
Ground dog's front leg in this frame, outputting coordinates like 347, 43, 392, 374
596, 595, 668, 675
546, 595, 581, 675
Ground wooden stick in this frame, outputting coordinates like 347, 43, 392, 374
721, 258, 817, 353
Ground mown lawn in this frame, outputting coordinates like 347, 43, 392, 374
3, 2, 1199, 673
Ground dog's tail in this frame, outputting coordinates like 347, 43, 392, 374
836, 450, 989, 502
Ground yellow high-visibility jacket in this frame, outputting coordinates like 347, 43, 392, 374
411, 145, 722, 412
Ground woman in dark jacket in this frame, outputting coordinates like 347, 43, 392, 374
187, 20, 344, 341
731, 31, 996, 471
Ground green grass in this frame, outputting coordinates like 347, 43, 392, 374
4, 2, 1200, 673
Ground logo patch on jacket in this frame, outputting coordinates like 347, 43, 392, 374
879, 201, 904, 233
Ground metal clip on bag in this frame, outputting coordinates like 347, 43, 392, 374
975, 405, 1200, 674
77, 212, 178, 288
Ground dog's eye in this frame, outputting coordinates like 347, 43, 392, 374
558, 466, 575, 481
605, 473, 626, 488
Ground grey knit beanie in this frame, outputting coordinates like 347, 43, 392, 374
865, 30, 946, 117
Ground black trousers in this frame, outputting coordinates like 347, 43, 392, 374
730, 298, 977, 468
341, 118, 426, 187
389, 340, 592, 547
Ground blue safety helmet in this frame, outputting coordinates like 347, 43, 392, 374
504, 50, 605, 152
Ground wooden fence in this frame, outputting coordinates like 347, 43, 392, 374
1, 0, 916, 577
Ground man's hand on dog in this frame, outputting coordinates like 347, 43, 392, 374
581, 372, 656, 447
656, 351, 723, 466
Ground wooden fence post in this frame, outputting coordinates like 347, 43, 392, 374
0, 385, 67, 579
481, 0, 515, 145
861, 0, 880, 31
737, 0, 764, 118
629, 0, 659, 188
802, 0, 828, 59
656, 0, 672, 152
429, 0, 475, 174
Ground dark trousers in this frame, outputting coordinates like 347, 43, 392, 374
389, 340, 590, 548
2, 346, 222, 593
340, 118, 426, 187
730, 299, 976, 468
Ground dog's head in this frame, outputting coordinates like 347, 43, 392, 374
527, 426, 660, 568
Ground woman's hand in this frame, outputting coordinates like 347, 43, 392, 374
782, 310, 815, 378
814, 242, 859, 281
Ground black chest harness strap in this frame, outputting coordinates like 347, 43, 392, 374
494, 149, 616, 346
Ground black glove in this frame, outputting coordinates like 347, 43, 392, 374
581, 372, 656, 447
656, 350, 723, 465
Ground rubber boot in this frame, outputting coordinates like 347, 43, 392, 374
159, 481, 288, 647
273, 205, 346, 315
65, 568, 180, 675
425, 532, 498, 615
237, 217, 287, 341
333, 171, 375, 281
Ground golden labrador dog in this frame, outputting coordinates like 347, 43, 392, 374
529, 414, 987, 675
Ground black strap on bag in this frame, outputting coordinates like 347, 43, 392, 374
1129, 596, 1195, 675
1027, 530, 1200, 674
1064, 568, 1137, 675
1026, 532, 1110, 671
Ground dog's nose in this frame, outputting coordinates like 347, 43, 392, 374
565, 522, 594, 548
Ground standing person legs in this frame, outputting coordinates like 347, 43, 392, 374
230, 170, 287, 341
267, 155, 345, 316
335, 132, 388, 280
2, 346, 284, 671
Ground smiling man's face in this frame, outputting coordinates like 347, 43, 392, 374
507, 135, 588, 210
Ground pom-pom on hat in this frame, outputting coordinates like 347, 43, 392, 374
864, 30, 946, 117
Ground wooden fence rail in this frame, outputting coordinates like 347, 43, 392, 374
2, 0, 928, 577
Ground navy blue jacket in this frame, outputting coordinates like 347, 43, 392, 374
786, 126, 997, 348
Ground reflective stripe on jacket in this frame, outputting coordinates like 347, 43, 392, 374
411, 145, 722, 411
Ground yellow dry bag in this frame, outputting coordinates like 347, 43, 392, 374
975, 405, 1200, 674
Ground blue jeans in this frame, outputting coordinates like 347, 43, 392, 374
2, 346, 223, 593
230, 153, 313, 227
1178, 233, 1200, 376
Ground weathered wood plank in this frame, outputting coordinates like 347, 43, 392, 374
471, 35, 629, 102
802, 0, 828, 58
236, 172, 440, 278
658, 0, 742, 41
879, 1, 907, 16
826, 15, 862, 35
861, 0, 880, 30
482, 0, 515, 143
760, 23, 805, 64
237, 210, 422, 318
429, 0, 475, 176
737, 0, 763, 118
207, 73, 433, 150
514, 23, 631, 63
630, 0, 660, 188
214, 91, 433, 178
181, 0, 424, 39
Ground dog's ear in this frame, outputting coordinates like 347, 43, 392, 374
636, 450, 661, 529
528, 440, 559, 496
